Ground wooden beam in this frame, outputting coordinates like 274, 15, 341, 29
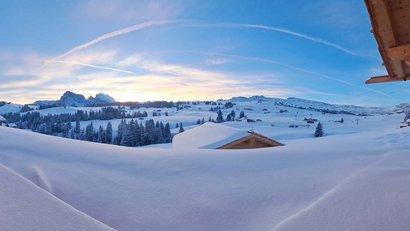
365, 75, 406, 84
388, 44, 410, 60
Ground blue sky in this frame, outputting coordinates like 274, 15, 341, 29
1, 0, 409, 106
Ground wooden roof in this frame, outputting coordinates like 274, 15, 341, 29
365, 0, 410, 84
217, 132, 284, 149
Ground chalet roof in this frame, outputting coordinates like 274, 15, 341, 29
173, 123, 250, 149
0, 115, 6, 122
365, 0, 410, 84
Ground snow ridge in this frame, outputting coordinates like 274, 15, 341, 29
269, 151, 394, 231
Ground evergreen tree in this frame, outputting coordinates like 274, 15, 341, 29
179, 122, 184, 133
340, 118, 344, 123
106, 122, 113, 144
216, 110, 224, 123
239, 111, 245, 118
230, 110, 236, 120
164, 122, 172, 142
85, 122, 94, 141
75, 120, 81, 135
314, 122, 323, 137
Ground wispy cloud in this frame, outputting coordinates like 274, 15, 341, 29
205, 58, 232, 65
155, 50, 391, 97
74, 0, 184, 23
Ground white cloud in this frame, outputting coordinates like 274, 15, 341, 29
74, 0, 184, 24
205, 58, 232, 65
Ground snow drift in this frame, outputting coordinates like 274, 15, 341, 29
1, 124, 410, 230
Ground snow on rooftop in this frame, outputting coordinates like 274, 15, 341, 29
173, 122, 250, 149
0, 115, 6, 122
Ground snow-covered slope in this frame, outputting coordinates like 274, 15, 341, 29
1, 121, 410, 230
0, 103, 22, 114
0, 164, 113, 230
230, 96, 390, 115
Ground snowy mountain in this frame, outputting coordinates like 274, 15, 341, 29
58, 91, 87, 107
31, 91, 117, 108
85, 93, 116, 107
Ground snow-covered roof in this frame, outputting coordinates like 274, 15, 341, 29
0, 115, 6, 122
173, 122, 251, 149
406, 119, 410, 123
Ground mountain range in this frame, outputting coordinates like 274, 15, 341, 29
34, 91, 116, 108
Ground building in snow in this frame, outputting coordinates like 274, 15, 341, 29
0, 115, 7, 126
173, 122, 284, 149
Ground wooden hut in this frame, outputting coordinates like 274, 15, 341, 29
173, 122, 283, 149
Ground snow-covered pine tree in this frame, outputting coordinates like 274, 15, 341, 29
314, 122, 323, 137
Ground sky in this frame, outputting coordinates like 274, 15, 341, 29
1, 0, 410, 106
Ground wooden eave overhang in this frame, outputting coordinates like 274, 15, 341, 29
365, 0, 410, 84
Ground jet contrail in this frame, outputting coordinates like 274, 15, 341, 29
46, 60, 135, 74
216, 23, 361, 57
52, 20, 360, 62
156, 50, 391, 97
54, 19, 188, 61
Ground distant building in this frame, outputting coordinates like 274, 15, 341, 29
0, 115, 7, 126
173, 122, 284, 149
306, 118, 315, 124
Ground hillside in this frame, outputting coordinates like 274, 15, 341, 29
1, 117, 410, 230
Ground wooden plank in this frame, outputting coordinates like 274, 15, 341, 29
388, 43, 410, 59
365, 75, 406, 84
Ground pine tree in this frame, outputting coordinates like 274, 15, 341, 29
230, 110, 236, 120
239, 111, 245, 118
106, 122, 113, 144
314, 122, 323, 137
164, 122, 172, 142
85, 122, 94, 141
216, 110, 224, 123
340, 118, 344, 123
179, 122, 184, 133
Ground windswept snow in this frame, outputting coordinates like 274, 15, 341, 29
0, 164, 113, 231
1, 117, 410, 230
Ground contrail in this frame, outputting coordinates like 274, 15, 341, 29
52, 20, 360, 62
46, 60, 135, 74
156, 50, 391, 97
217, 23, 361, 57
54, 19, 188, 61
